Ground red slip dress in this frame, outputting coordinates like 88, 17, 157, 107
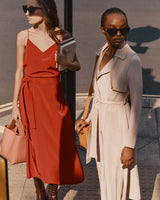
19, 30, 84, 184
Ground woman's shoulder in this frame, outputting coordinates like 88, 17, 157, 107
54, 27, 71, 41
96, 42, 108, 56
127, 53, 142, 76
17, 29, 29, 39
121, 43, 141, 67
17, 29, 30, 46
96, 47, 102, 56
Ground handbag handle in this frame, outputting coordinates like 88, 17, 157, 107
7, 119, 25, 136
8, 119, 16, 129
83, 55, 99, 119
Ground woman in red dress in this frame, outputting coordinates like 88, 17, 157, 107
12, 0, 84, 199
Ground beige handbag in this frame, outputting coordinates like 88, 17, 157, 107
78, 55, 99, 149
0, 119, 26, 164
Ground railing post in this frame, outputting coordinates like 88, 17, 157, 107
0, 155, 9, 200
61, 0, 76, 125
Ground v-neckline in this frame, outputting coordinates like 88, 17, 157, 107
28, 39, 56, 53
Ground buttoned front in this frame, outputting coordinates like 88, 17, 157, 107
86, 42, 142, 200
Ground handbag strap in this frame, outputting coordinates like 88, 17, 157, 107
83, 55, 99, 119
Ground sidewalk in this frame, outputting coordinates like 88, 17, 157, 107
0, 94, 160, 200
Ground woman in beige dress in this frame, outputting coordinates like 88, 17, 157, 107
75, 8, 142, 200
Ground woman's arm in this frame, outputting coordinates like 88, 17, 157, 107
12, 31, 27, 120
126, 54, 143, 148
121, 55, 142, 169
75, 55, 99, 133
121, 54, 142, 169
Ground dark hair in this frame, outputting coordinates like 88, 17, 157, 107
36, 0, 66, 43
101, 8, 128, 28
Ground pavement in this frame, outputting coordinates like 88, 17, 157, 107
0, 94, 160, 200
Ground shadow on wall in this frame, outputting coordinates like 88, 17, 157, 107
142, 68, 160, 95
137, 96, 160, 199
127, 25, 160, 94
127, 25, 160, 54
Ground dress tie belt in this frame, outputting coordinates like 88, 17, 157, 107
93, 98, 126, 105
19, 77, 37, 140
19, 74, 60, 138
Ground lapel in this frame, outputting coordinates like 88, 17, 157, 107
96, 59, 113, 79
96, 43, 112, 80
96, 41, 128, 80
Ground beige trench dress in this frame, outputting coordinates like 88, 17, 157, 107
86, 42, 142, 200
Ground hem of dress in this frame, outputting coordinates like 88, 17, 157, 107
128, 196, 141, 200
27, 174, 84, 185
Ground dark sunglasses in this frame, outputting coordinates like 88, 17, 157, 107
104, 26, 130, 37
22, 5, 42, 15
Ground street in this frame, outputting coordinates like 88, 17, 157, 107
0, 95, 160, 199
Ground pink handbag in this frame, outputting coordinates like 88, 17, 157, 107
0, 119, 26, 164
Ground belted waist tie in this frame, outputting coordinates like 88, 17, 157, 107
93, 98, 127, 105
19, 74, 60, 139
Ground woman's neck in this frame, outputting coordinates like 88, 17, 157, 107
107, 42, 117, 56
34, 21, 48, 35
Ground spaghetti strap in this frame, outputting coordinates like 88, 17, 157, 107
27, 29, 29, 39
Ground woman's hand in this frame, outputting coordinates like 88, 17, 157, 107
75, 119, 89, 134
120, 147, 134, 169
12, 105, 21, 121
57, 50, 69, 67
56, 49, 80, 71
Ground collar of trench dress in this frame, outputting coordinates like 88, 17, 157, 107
101, 41, 128, 60
95, 40, 141, 94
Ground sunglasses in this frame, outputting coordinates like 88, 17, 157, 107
104, 26, 130, 37
22, 5, 42, 15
